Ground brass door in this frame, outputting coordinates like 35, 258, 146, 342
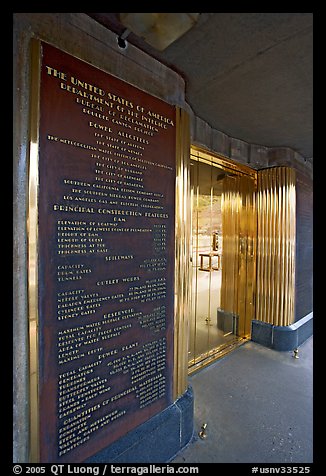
221, 174, 256, 338
188, 148, 256, 371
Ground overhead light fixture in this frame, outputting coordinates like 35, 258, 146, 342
119, 13, 200, 51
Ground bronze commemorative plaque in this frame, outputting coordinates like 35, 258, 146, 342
31, 41, 176, 462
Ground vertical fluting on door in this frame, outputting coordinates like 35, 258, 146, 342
256, 167, 296, 327
220, 176, 240, 315
238, 176, 257, 336
220, 175, 256, 336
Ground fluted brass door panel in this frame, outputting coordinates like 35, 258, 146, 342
256, 167, 296, 327
221, 175, 256, 337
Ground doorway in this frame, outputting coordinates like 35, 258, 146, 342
188, 147, 257, 372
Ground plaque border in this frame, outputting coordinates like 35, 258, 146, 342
26, 39, 191, 463
27, 38, 42, 463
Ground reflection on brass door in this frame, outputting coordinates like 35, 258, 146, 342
188, 148, 257, 370
221, 175, 256, 338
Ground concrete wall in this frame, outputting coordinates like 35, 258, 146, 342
295, 171, 313, 322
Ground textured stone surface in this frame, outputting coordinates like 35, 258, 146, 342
85, 387, 194, 463
251, 314, 313, 351
251, 320, 273, 348
273, 326, 299, 351
230, 137, 250, 165
249, 143, 269, 169
211, 128, 230, 159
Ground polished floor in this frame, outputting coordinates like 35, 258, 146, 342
171, 336, 313, 463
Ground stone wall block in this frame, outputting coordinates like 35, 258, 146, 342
230, 137, 250, 165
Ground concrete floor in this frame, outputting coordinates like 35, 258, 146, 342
171, 336, 313, 463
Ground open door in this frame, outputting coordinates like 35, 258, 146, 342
188, 147, 256, 372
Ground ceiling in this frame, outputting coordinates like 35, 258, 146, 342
87, 13, 313, 160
